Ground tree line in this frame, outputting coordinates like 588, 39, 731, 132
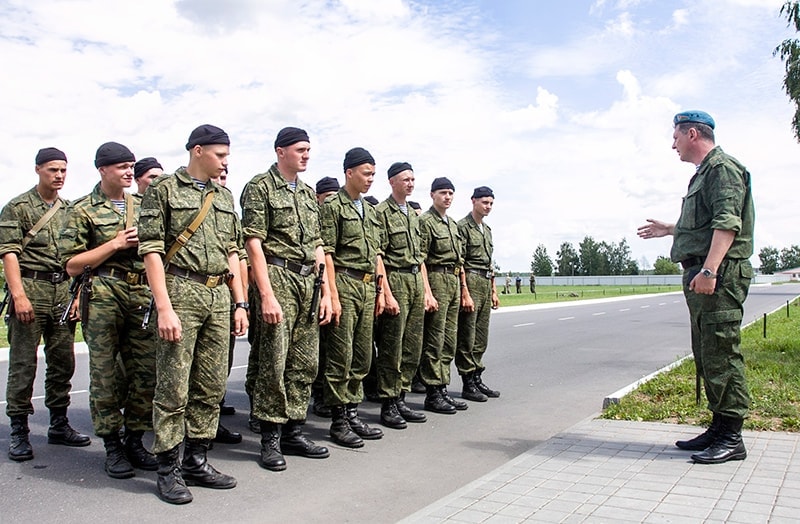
529, 237, 645, 277
758, 245, 800, 274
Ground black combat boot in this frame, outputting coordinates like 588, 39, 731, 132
214, 423, 243, 444
691, 416, 747, 464
474, 371, 500, 398
103, 433, 135, 479
311, 390, 332, 418
461, 372, 489, 402
219, 395, 235, 416
156, 445, 193, 505
123, 428, 158, 471
410, 373, 426, 394
329, 405, 364, 448
396, 392, 427, 423
345, 403, 383, 440
676, 413, 723, 451
181, 438, 237, 488
47, 407, 91, 447
8, 415, 33, 462
440, 386, 468, 411
380, 399, 407, 430
424, 385, 456, 414
259, 421, 287, 471
281, 420, 329, 458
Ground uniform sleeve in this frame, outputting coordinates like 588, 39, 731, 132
709, 162, 747, 233
240, 179, 269, 242
59, 204, 91, 267
137, 182, 167, 256
320, 199, 338, 255
418, 214, 432, 257
0, 202, 23, 258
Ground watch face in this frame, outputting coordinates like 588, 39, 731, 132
701, 269, 712, 277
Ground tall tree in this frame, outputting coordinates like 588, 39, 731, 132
779, 244, 800, 270
607, 238, 634, 275
555, 242, 579, 276
578, 236, 605, 276
775, 1, 800, 141
530, 244, 554, 276
758, 246, 780, 274
653, 256, 680, 275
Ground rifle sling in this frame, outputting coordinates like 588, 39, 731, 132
163, 192, 215, 265
22, 199, 63, 250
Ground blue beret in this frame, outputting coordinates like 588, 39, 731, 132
673, 110, 715, 130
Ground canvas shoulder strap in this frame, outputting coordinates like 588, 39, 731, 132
163, 192, 215, 265
124, 193, 135, 229
22, 199, 63, 250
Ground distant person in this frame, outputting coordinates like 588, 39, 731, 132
530, 275, 536, 294
133, 157, 163, 196
515, 276, 522, 294
503, 272, 510, 295
638, 110, 754, 465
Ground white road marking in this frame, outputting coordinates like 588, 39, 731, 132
592, 312, 606, 316
513, 322, 536, 327
558, 316, 575, 321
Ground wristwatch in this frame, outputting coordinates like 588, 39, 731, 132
700, 268, 717, 278
234, 302, 250, 311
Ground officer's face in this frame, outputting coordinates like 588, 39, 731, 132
99, 162, 135, 191
672, 127, 692, 163
431, 189, 453, 211
194, 144, 230, 180
389, 170, 415, 198
472, 196, 493, 217
278, 141, 311, 174
346, 163, 375, 194
135, 167, 162, 194
35, 160, 67, 193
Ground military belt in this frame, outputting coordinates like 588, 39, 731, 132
680, 256, 704, 270
265, 255, 314, 277
427, 264, 459, 276
93, 267, 148, 286
335, 266, 374, 283
386, 265, 419, 274
20, 269, 67, 283
166, 265, 228, 288
465, 268, 493, 279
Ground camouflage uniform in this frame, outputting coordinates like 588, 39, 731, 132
455, 213, 494, 375
60, 184, 155, 436
418, 207, 462, 386
374, 196, 424, 398
241, 164, 323, 423
0, 187, 75, 418
671, 146, 755, 419
138, 168, 241, 453
320, 188, 381, 406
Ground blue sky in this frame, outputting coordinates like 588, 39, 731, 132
0, 0, 796, 272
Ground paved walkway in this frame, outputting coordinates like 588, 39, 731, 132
401, 418, 800, 523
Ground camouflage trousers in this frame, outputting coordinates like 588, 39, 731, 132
152, 275, 230, 453
252, 266, 319, 423
455, 272, 492, 375
375, 271, 424, 398
245, 283, 262, 401
420, 272, 460, 386
83, 276, 155, 435
322, 272, 376, 406
5, 278, 75, 418
685, 258, 753, 419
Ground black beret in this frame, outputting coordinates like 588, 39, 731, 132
95, 142, 135, 168
408, 200, 421, 210
35, 147, 67, 165
387, 161, 412, 179
431, 177, 454, 192
185, 124, 230, 150
343, 147, 375, 172
274, 127, 310, 149
471, 186, 494, 199
364, 195, 379, 206
134, 157, 163, 179
315, 176, 340, 195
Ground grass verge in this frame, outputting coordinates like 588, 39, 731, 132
602, 299, 800, 431
498, 284, 681, 307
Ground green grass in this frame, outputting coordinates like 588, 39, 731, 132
498, 284, 682, 307
602, 299, 800, 431
0, 322, 85, 345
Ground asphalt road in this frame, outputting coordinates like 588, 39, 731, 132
1, 283, 798, 523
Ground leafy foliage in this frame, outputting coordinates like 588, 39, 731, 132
775, 1, 800, 141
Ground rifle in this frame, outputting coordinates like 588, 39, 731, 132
308, 263, 325, 323
1, 283, 10, 323
59, 271, 87, 325
142, 296, 154, 330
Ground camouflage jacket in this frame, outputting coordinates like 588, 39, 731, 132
138, 167, 241, 275
419, 206, 462, 267
0, 186, 69, 271
375, 196, 423, 269
458, 213, 493, 271
240, 163, 321, 264
320, 188, 381, 272
60, 183, 144, 272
